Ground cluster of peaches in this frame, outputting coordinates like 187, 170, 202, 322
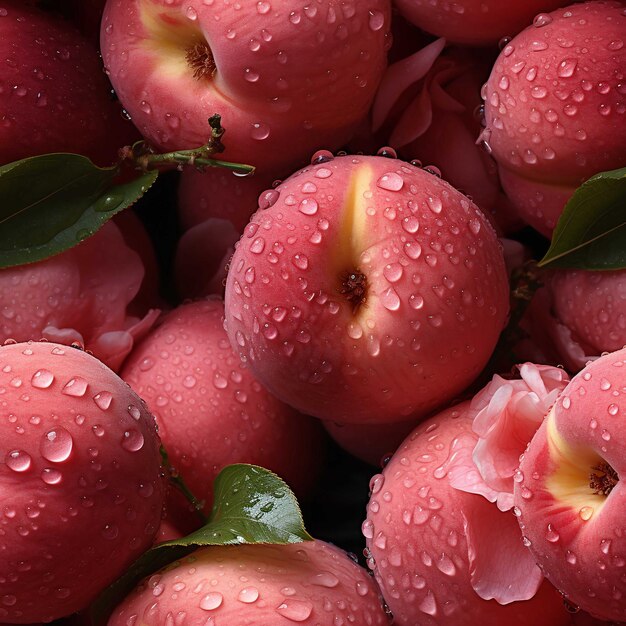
0, 0, 625, 625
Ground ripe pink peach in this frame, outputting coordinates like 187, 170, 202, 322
518, 269, 626, 373
514, 348, 626, 622
225, 154, 509, 424
393, 0, 566, 45
482, 1, 626, 236
323, 419, 418, 466
121, 299, 324, 524
178, 168, 276, 234
0, 222, 159, 372
101, 0, 391, 174
108, 541, 390, 626
0, 1, 135, 166
364, 401, 571, 626
0, 341, 165, 623
174, 218, 240, 299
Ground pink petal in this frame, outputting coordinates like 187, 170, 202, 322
175, 218, 241, 299
447, 428, 501, 504
90, 308, 160, 371
389, 86, 433, 148
428, 63, 466, 113
371, 38, 446, 132
42, 326, 84, 346
463, 495, 543, 603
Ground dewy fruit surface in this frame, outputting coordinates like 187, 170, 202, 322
121, 298, 324, 522
0, 341, 164, 623
482, 1, 626, 236
225, 154, 509, 424
363, 401, 571, 626
101, 0, 391, 174
515, 348, 626, 622
107, 541, 391, 626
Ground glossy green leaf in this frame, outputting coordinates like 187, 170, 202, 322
539, 167, 626, 270
90, 464, 311, 625
0, 153, 158, 268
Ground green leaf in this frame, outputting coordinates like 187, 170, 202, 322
90, 464, 312, 625
0, 153, 158, 269
539, 167, 626, 270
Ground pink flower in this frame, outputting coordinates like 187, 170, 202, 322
450, 363, 569, 511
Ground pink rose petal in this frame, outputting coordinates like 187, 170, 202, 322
463, 495, 543, 603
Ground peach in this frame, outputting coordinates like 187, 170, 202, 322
323, 419, 418, 466
101, 0, 391, 175
108, 540, 390, 626
517, 269, 626, 373
393, 0, 566, 45
364, 400, 572, 626
0, 1, 135, 166
0, 341, 164, 623
514, 348, 626, 622
482, 1, 626, 236
178, 168, 276, 234
0, 222, 159, 372
225, 154, 509, 424
121, 298, 324, 525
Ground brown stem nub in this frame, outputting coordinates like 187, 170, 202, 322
340, 269, 368, 311
590, 461, 619, 497
186, 42, 216, 80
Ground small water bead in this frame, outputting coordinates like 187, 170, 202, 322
41, 428, 73, 463
402, 216, 419, 234
256, 1, 270, 14
579, 506, 594, 521
299, 198, 318, 215
557, 58, 578, 78
310, 150, 334, 164
238, 587, 259, 603
62, 377, 88, 397
31, 369, 54, 389
546, 524, 560, 543
383, 263, 403, 283
530, 40, 548, 51
41, 468, 63, 485
276, 599, 313, 622
200, 592, 223, 611
311, 571, 339, 588
533, 13, 553, 27
93, 391, 113, 410
250, 122, 270, 140
128, 405, 141, 421
5, 450, 32, 472
292, 254, 309, 270
121, 429, 145, 452
377, 172, 404, 192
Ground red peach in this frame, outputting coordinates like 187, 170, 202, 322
225, 154, 509, 424
482, 1, 626, 236
323, 419, 418, 466
518, 269, 626, 373
121, 299, 324, 524
0, 341, 165, 623
514, 348, 626, 622
364, 401, 572, 626
178, 168, 277, 233
393, 0, 567, 45
101, 0, 391, 175
0, 1, 136, 166
108, 541, 390, 625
